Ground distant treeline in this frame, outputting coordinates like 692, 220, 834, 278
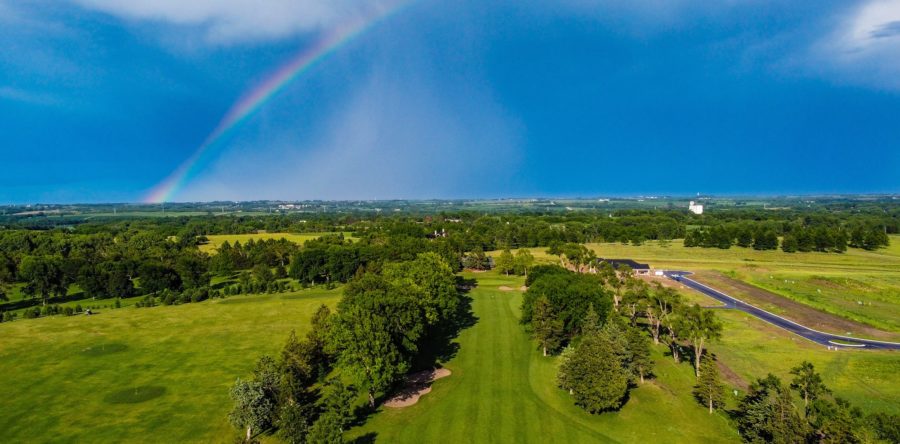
0, 206, 895, 320
684, 221, 890, 251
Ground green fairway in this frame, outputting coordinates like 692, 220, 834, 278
352, 272, 739, 443
0, 288, 341, 443
199, 232, 356, 253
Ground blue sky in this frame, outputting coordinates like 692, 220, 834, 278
1, 0, 898, 203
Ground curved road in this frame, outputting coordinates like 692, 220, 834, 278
664, 271, 900, 350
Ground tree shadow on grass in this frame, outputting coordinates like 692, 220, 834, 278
349, 278, 480, 433
103, 385, 167, 404
0, 290, 88, 311
410, 289, 478, 371
348, 432, 377, 444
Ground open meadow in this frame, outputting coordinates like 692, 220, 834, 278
0, 288, 341, 443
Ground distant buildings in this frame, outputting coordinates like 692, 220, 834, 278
688, 201, 704, 215
596, 258, 651, 275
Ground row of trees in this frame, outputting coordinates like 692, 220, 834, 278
684, 223, 890, 252
210, 238, 299, 274
228, 305, 350, 443
493, 248, 534, 276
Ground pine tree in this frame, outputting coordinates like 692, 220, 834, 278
532, 295, 563, 356
557, 333, 629, 413
582, 303, 602, 337
626, 325, 652, 384
693, 357, 725, 413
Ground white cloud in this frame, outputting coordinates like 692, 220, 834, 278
69, 0, 392, 43
177, 70, 522, 201
813, 0, 900, 90
0, 86, 59, 106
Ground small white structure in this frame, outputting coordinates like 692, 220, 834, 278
688, 201, 704, 215
654, 270, 664, 277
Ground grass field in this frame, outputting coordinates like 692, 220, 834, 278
1, 265, 896, 443
0, 288, 341, 443
492, 236, 900, 333
712, 309, 900, 415
199, 232, 356, 253
351, 272, 739, 443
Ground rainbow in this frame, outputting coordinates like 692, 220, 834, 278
145, 0, 413, 203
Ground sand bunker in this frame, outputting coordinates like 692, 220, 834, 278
384, 368, 452, 408
498, 286, 514, 291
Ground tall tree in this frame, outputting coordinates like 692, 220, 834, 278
645, 284, 680, 345
320, 378, 357, 433
515, 248, 534, 277
693, 357, 725, 413
581, 303, 602, 337
789, 361, 830, 415
307, 412, 344, 444
19, 255, 68, 305
495, 248, 515, 276
736, 374, 810, 443
557, 332, 629, 413
625, 325, 653, 384
330, 302, 409, 407
677, 304, 723, 377
229, 378, 277, 442
532, 295, 564, 356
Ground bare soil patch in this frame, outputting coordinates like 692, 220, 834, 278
384, 368, 452, 408
636, 274, 724, 307
498, 286, 524, 292
715, 359, 749, 391
693, 271, 898, 341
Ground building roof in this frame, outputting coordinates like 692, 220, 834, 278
597, 258, 650, 270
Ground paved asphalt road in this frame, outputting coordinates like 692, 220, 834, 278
664, 271, 900, 350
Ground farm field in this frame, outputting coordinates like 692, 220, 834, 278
0, 288, 341, 443
199, 231, 356, 253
